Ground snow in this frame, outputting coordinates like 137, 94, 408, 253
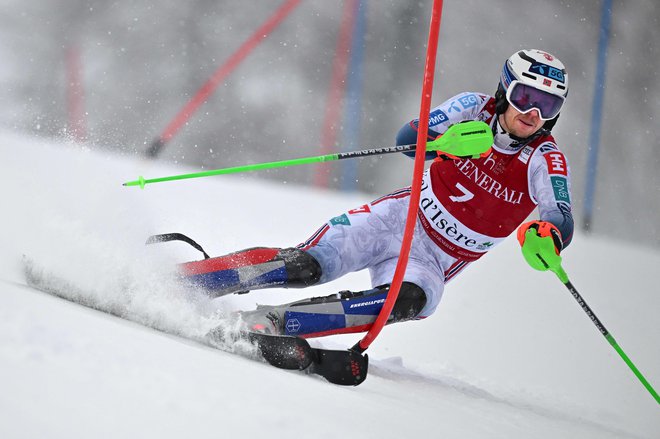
0, 131, 658, 439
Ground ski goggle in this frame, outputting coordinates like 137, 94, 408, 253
505, 80, 565, 120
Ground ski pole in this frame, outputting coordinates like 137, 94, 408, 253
551, 264, 660, 404
123, 120, 492, 189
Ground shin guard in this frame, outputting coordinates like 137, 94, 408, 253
241, 282, 426, 338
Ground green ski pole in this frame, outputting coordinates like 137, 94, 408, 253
522, 230, 658, 404
123, 120, 492, 189
550, 265, 660, 405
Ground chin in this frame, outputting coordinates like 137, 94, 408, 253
514, 122, 540, 138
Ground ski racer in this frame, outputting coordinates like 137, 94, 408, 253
181, 49, 574, 338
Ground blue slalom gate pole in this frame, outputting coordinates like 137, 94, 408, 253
341, 0, 367, 192
583, 0, 613, 232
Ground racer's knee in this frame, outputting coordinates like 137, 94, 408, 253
391, 282, 427, 322
278, 248, 322, 287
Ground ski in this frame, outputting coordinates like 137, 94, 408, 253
22, 258, 368, 386
207, 329, 368, 385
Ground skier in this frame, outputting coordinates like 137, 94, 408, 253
182, 49, 574, 338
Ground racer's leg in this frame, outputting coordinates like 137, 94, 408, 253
181, 189, 410, 297
239, 282, 427, 337
180, 247, 321, 297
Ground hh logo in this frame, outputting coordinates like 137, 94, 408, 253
545, 152, 568, 176
348, 204, 371, 215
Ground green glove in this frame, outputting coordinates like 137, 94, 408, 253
427, 120, 493, 159
517, 221, 563, 272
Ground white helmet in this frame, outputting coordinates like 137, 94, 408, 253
495, 49, 568, 130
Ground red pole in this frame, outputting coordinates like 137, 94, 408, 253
66, 46, 86, 142
314, 0, 358, 188
354, 0, 444, 353
147, 0, 302, 157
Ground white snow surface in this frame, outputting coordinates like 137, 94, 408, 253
1, 130, 658, 439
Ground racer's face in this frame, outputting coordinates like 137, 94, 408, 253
499, 105, 544, 139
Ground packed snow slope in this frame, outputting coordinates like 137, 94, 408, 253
1, 130, 658, 439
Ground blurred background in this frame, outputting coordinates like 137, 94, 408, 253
1, 0, 658, 248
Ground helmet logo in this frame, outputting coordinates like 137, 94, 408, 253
529, 61, 565, 84
542, 52, 554, 61
543, 78, 552, 87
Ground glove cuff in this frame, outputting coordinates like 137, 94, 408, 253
517, 221, 563, 254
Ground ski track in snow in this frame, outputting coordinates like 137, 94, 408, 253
0, 276, 644, 439
367, 359, 642, 438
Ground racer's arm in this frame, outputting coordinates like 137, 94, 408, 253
528, 146, 574, 249
517, 145, 574, 271
396, 121, 441, 160
397, 92, 491, 160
